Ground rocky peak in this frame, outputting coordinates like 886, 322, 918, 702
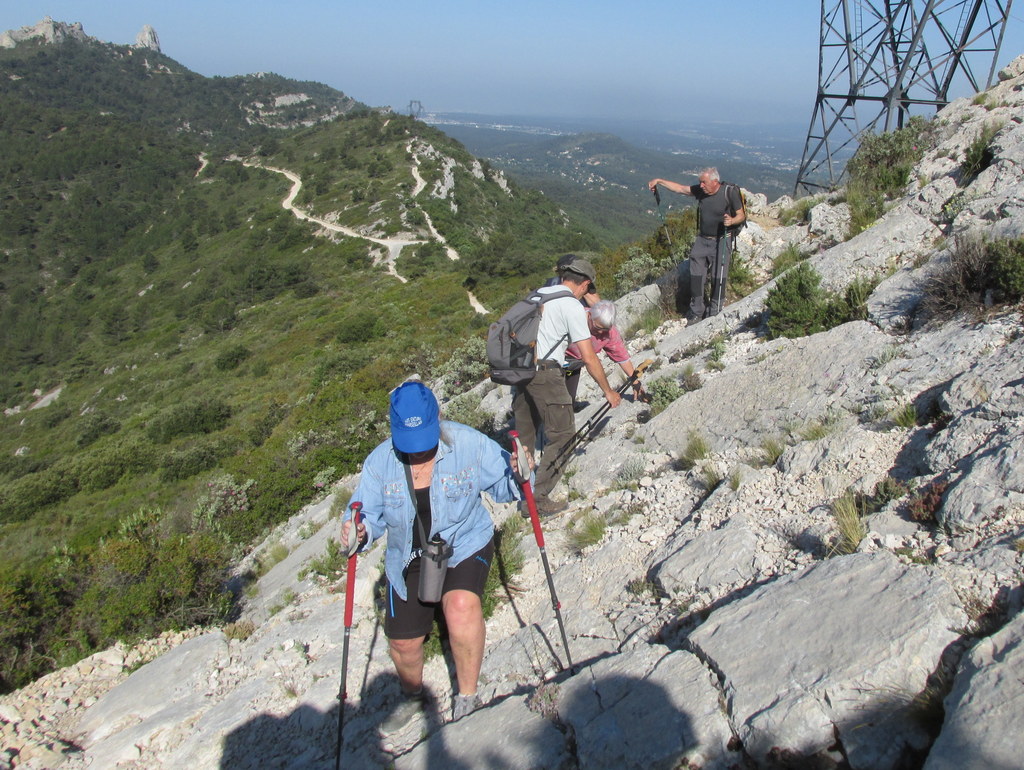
0, 16, 91, 49
134, 24, 160, 53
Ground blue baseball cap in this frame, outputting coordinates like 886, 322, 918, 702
390, 381, 440, 454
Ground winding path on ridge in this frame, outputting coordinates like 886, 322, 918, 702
241, 151, 488, 314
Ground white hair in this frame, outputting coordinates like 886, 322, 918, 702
700, 167, 720, 182
590, 299, 617, 329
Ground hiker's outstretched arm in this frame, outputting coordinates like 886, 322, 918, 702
648, 178, 693, 196
576, 339, 621, 408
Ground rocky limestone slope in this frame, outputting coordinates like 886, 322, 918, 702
3, 55, 1024, 770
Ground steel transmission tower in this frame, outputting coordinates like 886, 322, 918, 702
795, 0, 1013, 195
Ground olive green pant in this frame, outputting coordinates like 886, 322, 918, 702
511, 366, 574, 499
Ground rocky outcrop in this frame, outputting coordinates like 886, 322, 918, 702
134, 24, 160, 53
3, 50, 1024, 770
0, 17, 90, 48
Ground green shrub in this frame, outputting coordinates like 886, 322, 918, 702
845, 116, 932, 235
214, 344, 251, 371
647, 376, 685, 416
727, 252, 759, 299
922, 235, 1024, 319
68, 438, 157, 492
160, 439, 231, 482
765, 261, 829, 338
614, 247, 674, 295
766, 262, 877, 339
74, 508, 231, 644
779, 197, 816, 226
960, 122, 1002, 181
772, 244, 805, 277
0, 468, 75, 523
147, 398, 232, 443
76, 412, 121, 448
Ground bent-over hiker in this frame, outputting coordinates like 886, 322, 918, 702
563, 299, 646, 406
340, 381, 523, 729
648, 167, 745, 324
513, 257, 621, 516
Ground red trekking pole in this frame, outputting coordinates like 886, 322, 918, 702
334, 501, 362, 770
509, 431, 574, 671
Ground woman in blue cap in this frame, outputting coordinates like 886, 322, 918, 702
341, 380, 522, 729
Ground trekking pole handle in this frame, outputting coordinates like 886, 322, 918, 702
345, 502, 363, 557
508, 430, 531, 484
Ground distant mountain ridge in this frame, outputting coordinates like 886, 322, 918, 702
438, 118, 796, 244
0, 17, 366, 139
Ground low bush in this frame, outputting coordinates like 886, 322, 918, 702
147, 398, 232, 443
922, 234, 1024, 319
845, 116, 933, 236
960, 121, 1002, 181
647, 376, 685, 416
765, 262, 877, 339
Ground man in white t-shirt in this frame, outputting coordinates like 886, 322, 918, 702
512, 257, 621, 515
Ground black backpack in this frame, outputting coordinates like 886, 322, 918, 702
486, 287, 574, 386
724, 182, 747, 235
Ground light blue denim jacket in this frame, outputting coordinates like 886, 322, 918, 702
347, 421, 521, 601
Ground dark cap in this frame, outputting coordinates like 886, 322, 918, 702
389, 381, 440, 454
563, 257, 597, 286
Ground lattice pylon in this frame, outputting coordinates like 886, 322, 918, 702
795, 0, 1013, 195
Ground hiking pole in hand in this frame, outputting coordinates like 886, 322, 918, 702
509, 431, 573, 672
712, 229, 730, 316
653, 187, 672, 247
334, 501, 362, 770
551, 359, 654, 474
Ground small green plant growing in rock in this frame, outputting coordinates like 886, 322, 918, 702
701, 463, 724, 492
678, 432, 710, 470
680, 363, 702, 392
779, 197, 817, 226
256, 542, 291, 578
728, 469, 743, 491
647, 376, 685, 416
302, 539, 347, 582
759, 436, 787, 467
960, 121, 1002, 181
799, 412, 841, 441
526, 682, 561, 721
830, 492, 867, 555
771, 243, 806, 277
567, 512, 607, 554
615, 455, 647, 490
1013, 538, 1024, 554
907, 480, 949, 523
891, 402, 919, 428
224, 619, 256, 641
627, 577, 656, 597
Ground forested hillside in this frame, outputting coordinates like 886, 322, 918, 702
0, 29, 598, 691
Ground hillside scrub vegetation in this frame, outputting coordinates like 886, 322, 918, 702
0, 39, 599, 691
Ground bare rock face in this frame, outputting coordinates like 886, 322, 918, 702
134, 24, 160, 53
0, 16, 90, 48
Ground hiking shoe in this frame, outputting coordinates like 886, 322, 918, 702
381, 691, 427, 734
451, 693, 481, 722
535, 496, 568, 518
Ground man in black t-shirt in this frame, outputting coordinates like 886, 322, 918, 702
649, 167, 745, 323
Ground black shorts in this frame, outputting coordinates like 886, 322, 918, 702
384, 539, 494, 640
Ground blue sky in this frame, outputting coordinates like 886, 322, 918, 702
5, 2, 1024, 126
